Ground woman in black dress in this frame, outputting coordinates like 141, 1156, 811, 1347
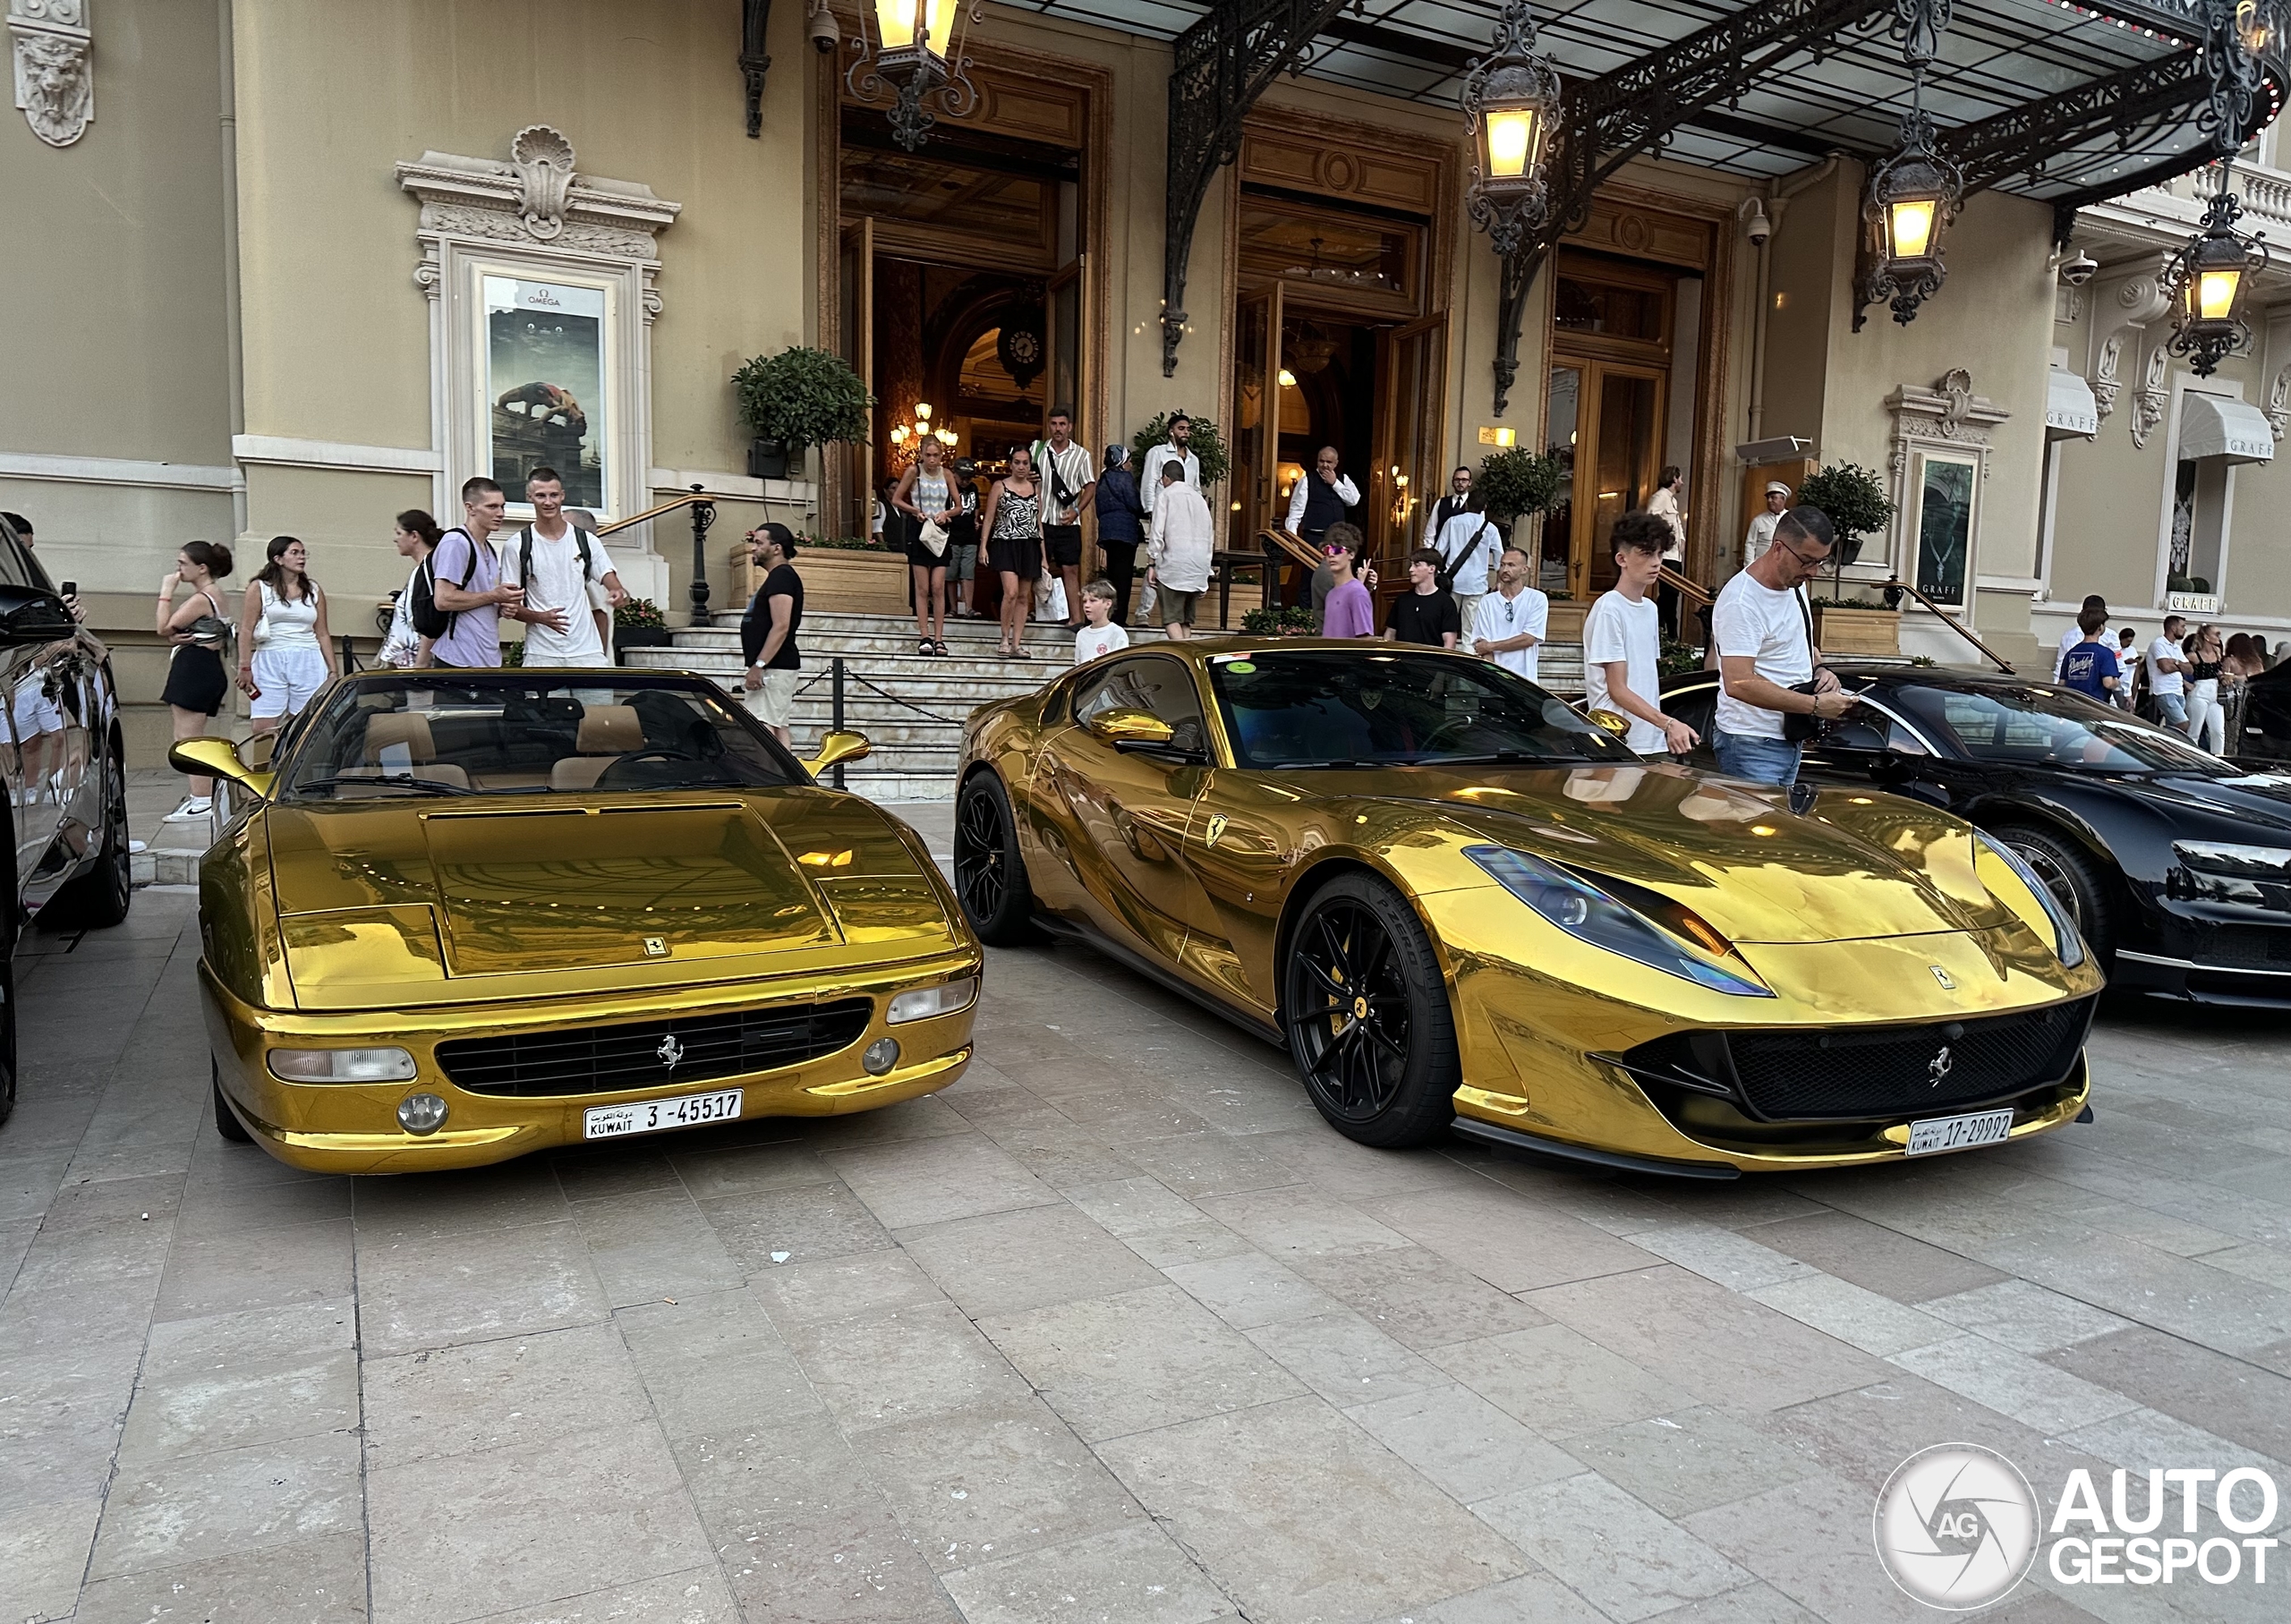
981, 445, 1043, 659
155, 539, 234, 821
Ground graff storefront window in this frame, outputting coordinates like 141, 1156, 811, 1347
485, 276, 606, 508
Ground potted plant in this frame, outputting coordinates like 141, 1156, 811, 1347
732, 347, 873, 482
1795, 462, 1900, 655
613, 596, 670, 663
1469, 446, 1573, 633
1241, 604, 1316, 636
1130, 410, 1232, 489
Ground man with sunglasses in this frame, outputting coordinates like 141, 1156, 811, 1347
1710, 505, 1855, 786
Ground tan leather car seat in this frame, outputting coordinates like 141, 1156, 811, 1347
549, 704, 647, 791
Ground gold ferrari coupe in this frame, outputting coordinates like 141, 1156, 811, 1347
954, 641, 2103, 1178
176, 670, 980, 1174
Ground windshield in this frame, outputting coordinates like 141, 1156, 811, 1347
1888, 682, 2224, 772
279, 675, 802, 799
1206, 650, 1634, 769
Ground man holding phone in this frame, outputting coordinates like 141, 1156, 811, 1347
1709, 505, 1854, 786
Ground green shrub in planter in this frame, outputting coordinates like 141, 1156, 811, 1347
1475, 446, 1567, 524
1131, 411, 1231, 487
731, 348, 873, 476
1796, 462, 1894, 573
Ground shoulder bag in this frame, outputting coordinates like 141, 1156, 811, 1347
1781, 589, 1826, 743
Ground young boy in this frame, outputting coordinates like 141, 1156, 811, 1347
1074, 579, 1128, 664
1386, 548, 1462, 648
2058, 607, 2121, 704
1319, 531, 1376, 639
1584, 510, 1699, 756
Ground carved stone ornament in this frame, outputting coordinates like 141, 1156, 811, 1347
10, 0, 92, 148
395, 127, 681, 277
1887, 369, 2007, 450
2131, 345, 2170, 450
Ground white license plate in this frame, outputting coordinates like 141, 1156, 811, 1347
1904, 1107, 2014, 1157
583, 1089, 744, 1140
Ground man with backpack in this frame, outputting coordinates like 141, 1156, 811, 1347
505, 467, 628, 667
418, 477, 524, 667
1431, 499, 1501, 649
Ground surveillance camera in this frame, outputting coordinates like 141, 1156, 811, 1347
2058, 250, 2099, 287
1742, 201, 1772, 247
809, 2, 839, 53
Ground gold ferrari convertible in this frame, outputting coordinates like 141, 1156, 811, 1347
175, 670, 979, 1174
954, 641, 2103, 1178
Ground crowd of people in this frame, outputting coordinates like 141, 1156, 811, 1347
2051, 595, 2285, 752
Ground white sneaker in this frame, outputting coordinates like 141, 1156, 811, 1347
162, 796, 212, 822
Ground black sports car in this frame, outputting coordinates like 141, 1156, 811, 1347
1659, 665, 2291, 1008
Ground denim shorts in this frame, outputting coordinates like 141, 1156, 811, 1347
2152, 690, 2188, 728
1713, 729, 1802, 787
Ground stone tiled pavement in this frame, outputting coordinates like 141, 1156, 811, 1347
5, 880, 2291, 1623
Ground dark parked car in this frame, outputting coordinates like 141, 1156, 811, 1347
0, 514, 132, 1121
1660, 665, 2291, 1008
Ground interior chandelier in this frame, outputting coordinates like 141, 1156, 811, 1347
888, 400, 958, 458
1861, 0, 1963, 327
1461, 0, 1564, 258
847, 0, 980, 150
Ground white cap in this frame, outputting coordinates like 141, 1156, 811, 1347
1764, 480, 1792, 497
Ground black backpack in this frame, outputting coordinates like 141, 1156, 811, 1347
517, 523, 596, 599
409, 529, 480, 638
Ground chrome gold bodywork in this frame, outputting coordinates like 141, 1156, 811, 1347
191, 692, 980, 1174
959, 639, 2103, 1176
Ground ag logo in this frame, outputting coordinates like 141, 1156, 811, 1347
1874, 1443, 2038, 1610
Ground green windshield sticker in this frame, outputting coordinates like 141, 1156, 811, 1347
1224, 660, 1256, 673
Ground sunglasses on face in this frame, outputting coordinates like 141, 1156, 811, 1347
1773, 537, 1829, 573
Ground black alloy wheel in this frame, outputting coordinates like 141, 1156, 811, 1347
1992, 822, 2114, 963
1282, 873, 1458, 1148
954, 771, 1040, 945
212, 1057, 251, 1144
47, 744, 132, 931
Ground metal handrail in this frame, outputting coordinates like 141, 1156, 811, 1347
1658, 564, 1713, 608
1885, 576, 2015, 674
594, 490, 711, 538
1254, 526, 1324, 571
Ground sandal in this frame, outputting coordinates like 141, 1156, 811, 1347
918, 637, 933, 656
933, 638, 950, 657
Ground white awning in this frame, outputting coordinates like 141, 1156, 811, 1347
2044, 368, 2098, 440
2179, 393, 2275, 464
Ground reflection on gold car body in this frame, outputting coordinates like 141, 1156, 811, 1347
954, 640, 2102, 1178
183, 672, 980, 1174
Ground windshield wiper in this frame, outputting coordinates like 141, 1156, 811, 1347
1424, 750, 1559, 766
1256, 757, 1381, 769
293, 774, 476, 797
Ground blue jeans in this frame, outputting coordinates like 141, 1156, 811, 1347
2152, 691, 2188, 730
1715, 729, 1802, 787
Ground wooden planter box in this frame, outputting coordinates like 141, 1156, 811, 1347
1545, 600, 1587, 643
726, 544, 909, 616
1814, 606, 1901, 656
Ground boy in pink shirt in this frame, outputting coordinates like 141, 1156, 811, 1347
1319, 528, 1375, 639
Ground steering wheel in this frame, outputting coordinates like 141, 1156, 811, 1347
595, 746, 702, 787
1422, 716, 1482, 752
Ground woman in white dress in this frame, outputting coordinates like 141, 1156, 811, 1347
235, 534, 337, 734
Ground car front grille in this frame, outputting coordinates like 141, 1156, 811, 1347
1617, 997, 2093, 1122
436, 997, 875, 1098
2201, 925, 2291, 967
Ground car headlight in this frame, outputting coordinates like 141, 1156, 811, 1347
887, 975, 978, 1025
1463, 846, 1773, 997
2174, 842, 2291, 881
267, 1046, 419, 1083
1973, 832, 2086, 969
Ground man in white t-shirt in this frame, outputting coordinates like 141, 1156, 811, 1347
1433, 504, 1501, 645
1471, 543, 1547, 682
1710, 506, 1855, 786
2050, 594, 2108, 681
1742, 481, 1790, 567
2146, 614, 2192, 731
1585, 511, 1698, 757
506, 468, 627, 666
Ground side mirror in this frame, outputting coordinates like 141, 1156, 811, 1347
0, 586, 73, 647
169, 735, 275, 799
1585, 708, 1631, 738
1089, 708, 1175, 752
804, 729, 872, 778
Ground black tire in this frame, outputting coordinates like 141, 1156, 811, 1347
953, 770, 1041, 946
45, 744, 132, 931
0, 944, 17, 1132
1281, 872, 1459, 1148
212, 1057, 251, 1144
1992, 821, 2114, 963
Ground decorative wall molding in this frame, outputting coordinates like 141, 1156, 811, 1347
1886, 369, 2009, 455
394, 128, 681, 276
0, 449, 234, 490
230, 436, 443, 475
9, 0, 91, 147
2268, 363, 2291, 442
1885, 370, 2010, 606
2131, 344, 2170, 449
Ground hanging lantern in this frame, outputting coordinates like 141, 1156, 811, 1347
2165, 185, 2270, 377
847, 0, 978, 151
1861, 107, 1963, 326
1461, 0, 1563, 258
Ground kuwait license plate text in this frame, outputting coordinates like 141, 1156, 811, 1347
584, 1089, 744, 1140
1904, 1107, 2014, 1157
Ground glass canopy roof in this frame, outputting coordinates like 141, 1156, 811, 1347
1015, 0, 2254, 203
